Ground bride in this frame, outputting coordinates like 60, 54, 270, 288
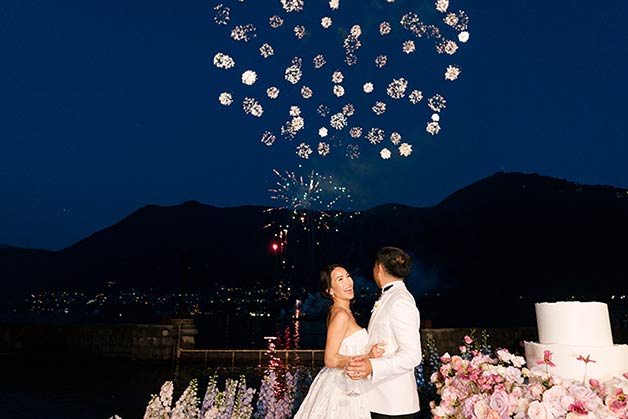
294, 264, 384, 419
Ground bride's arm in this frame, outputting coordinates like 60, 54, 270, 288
323, 309, 351, 368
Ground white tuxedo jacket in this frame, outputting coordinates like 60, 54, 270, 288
366, 281, 422, 415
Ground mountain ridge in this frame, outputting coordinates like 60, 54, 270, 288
2, 170, 627, 327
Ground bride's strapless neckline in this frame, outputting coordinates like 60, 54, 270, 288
344, 328, 366, 341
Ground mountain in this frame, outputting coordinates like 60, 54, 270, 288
2, 171, 627, 326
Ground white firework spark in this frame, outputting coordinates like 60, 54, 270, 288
261, 131, 276, 146
318, 142, 331, 156
294, 25, 306, 39
426, 121, 441, 135
387, 78, 408, 99
301, 86, 313, 99
399, 143, 413, 156
241, 70, 257, 85
313, 54, 326, 69
409, 90, 423, 104
213, 53, 235, 69
330, 112, 348, 130
267, 87, 280, 99
402, 40, 416, 54
333, 85, 345, 97
289, 106, 301, 117
243, 97, 263, 117
372, 101, 387, 115
444, 65, 461, 81
379, 22, 392, 35
346, 144, 360, 159
281, 0, 304, 13
375, 55, 388, 68
435, 0, 449, 13
342, 103, 355, 116
213, 4, 230, 25
296, 142, 312, 159
231, 24, 256, 42
269, 15, 284, 28
259, 43, 274, 58
218, 92, 233, 106
349, 127, 362, 138
367, 128, 385, 144
284, 57, 303, 84
427, 94, 447, 112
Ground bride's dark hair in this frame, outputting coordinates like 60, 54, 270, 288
320, 263, 342, 300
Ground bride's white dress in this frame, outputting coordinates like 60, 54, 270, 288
293, 328, 371, 419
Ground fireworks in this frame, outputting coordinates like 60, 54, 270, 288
267, 169, 352, 231
210, 0, 472, 160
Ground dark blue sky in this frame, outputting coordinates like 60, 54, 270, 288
1, 0, 627, 250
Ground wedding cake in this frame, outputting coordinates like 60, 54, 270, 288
524, 301, 628, 382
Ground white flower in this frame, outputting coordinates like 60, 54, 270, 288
371, 301, 381, 312
380, 148, 392, 159
459, 31, 470, 43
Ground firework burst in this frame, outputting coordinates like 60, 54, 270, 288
210, 0, 472, 161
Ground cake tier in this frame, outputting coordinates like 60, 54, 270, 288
535, 301, 613, 346
524, 341, 628, 382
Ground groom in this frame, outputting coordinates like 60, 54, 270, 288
346, 246, 422, 419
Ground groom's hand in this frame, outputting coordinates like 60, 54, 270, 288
345, 356, 372, 380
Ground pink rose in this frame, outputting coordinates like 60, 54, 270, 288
460, 345, 467, 353
489, 389, 511, 417
543, 385, 569, 416
527, 400, 552, 419
569, 383, 601, 410
464, 335, 473, 344
527, 383, 545, 400
473, 398, 491, 419
463, 394, 486, 419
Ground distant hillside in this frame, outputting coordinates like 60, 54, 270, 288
2, 171, 627, 327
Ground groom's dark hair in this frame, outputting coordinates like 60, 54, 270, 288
376, 246, 411, 279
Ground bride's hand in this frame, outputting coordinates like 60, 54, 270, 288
367, 342, 386, 358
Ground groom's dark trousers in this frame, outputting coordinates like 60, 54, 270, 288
371, 412, 418, 419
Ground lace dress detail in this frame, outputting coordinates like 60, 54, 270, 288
293, 328, 371, 419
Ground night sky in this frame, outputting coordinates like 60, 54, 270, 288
1, 0, 627, 251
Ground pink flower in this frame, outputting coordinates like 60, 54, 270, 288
464, 335, 473, 344
440, 352, 451, 363
459, 345, 467, 353
576, 354, 596, 364
528, 400, 552, 419
589, 378, 600, 388
536, 350, 556, 367
568, 400, 588, 415
605, 388, 627, 414
489, 389, 510, 417
623, 372, 628, 380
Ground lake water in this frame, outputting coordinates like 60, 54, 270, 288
0, 317, 327, 419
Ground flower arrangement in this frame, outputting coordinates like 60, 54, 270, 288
429, 335, 628, 419
120, 367, 314, 419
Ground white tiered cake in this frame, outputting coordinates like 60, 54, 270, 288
524, 301, 628, 382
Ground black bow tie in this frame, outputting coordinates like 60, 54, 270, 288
377, 284, 393, 298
